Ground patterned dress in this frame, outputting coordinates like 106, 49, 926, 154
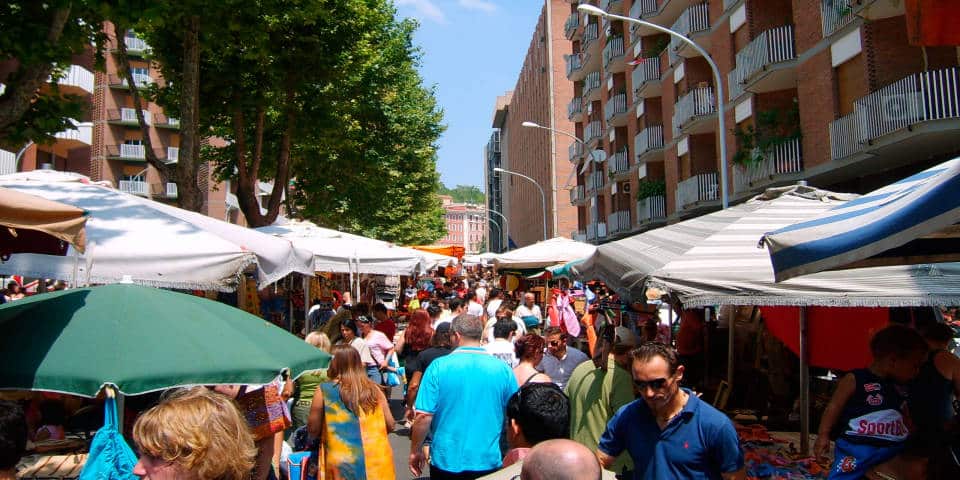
318, 382, 395, 480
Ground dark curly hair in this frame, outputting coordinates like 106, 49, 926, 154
0, 400, 27, 470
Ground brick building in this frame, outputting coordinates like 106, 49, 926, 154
437, 195, 486, 254
488, 0, 581, 249
555, 0, 960, 243
0, 24, 239, 222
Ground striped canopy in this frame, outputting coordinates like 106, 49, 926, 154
763, 158, 960, 282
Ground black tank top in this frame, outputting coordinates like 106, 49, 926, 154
909, 350, 955, 436
835, 369, 909, 446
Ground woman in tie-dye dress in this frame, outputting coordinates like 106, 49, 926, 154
308, 344, 396, 479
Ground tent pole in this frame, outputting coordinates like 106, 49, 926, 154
799, 306, 810, 455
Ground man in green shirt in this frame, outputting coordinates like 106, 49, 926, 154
565, 326, 637, 477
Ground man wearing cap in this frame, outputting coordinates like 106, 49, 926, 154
565, 326, 638, 477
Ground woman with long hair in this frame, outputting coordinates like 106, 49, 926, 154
395, 309, 434, 384
290, 332, 331, 435
513, 334, 552, 386
307, 344, 395, 479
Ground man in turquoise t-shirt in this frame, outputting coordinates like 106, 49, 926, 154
410, 314, 519, 479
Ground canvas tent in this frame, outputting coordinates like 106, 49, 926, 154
493, 237, 597, 270
0, 176, 313, 291
763, 157, 960, 282
0, 186, 88, 255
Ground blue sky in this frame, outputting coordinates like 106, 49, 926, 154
394, 0, 545, 188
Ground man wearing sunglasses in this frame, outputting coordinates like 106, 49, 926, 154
537, 326, 590, 391
597, 342, 745, 479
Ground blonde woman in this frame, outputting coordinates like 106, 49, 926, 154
132, 387, 256, 480
290, 332, 331, 433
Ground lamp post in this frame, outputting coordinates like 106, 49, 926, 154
485, 208, 509, 253
522, 121, 605, 173
494, 167, 548, 241
578, 4, 729, 209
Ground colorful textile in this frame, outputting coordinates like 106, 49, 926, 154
318, 382, 395, 479
548, 292, 580, 337
237, 380, 291, 441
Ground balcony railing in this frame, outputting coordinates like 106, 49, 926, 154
669, 3, 710, 60
123, 36, 150, 55
583, 23, 600, 50
564, 12, 580, 39
829, 67, 960, 160
631, 56, 661, 96
597, 221, 608, 239
629, 0, 657, 21
154, 114, 180, 129
587, 222, 597, 240
565, 53, 584, 78
48, 65, 94, 94
608, 210, 631, 234
609, 149, 631, 175
600, 0, 623, 12
0, 149, 16, 175
583, 71, 602, 98
820, 0, 859, 37
109, 73, 153, 89
107, 144, 146, 160
570, 185, 586, 204
166, 147, 179, 164
109, 108, 152, 125
604, 92, 628, 122
54, 120, 92, 145
676, 172, 719, 210
568, 142, 584, 162
733, 138, 803, 193
587, 170, 606, 192
572, 230, 587, 242
602, 36, 626, 70
164, 182, 178, 198
118, 180, 149, 196
672, 86, 716, 135
637, 195, 667, 223
728, 25, 796, 100
585, 120, 604, 143
568, 97, 583, 120
634, 125, 665, 159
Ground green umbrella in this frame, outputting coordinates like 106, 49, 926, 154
0, 284, 330, 397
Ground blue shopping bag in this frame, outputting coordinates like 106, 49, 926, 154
79, 395, 138, 480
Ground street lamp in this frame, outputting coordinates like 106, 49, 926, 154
486, 208, 509, 253
494, 167, 548, 241
578, 4, 729, 209
522, 121, 605, 173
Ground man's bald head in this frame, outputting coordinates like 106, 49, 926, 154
521, 439, 601, 480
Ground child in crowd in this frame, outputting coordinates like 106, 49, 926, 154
814, 324, 928, 479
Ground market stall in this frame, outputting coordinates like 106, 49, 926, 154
0, 186, 88, 257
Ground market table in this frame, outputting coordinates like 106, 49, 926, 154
17, 453, 88, 480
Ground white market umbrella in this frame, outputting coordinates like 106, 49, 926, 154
0, 177, 314, 291
493, 237, 597, 270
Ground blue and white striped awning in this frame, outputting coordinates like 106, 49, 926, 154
763, 158, 960, 282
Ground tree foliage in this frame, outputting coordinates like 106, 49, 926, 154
0, 1, 107, 149
438, 184, 484, 205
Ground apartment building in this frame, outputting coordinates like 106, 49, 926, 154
437, 195, 487, 254
488, 0, 580, 249
564, 0, 960, 243
0, 23, 234, 221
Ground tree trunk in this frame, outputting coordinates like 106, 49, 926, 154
234, 93, 295, 227
175, 15, 203, 212
0, 7, 71, 133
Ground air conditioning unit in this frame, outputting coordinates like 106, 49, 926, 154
622, 182, 632, 193
880, 92, 923, 124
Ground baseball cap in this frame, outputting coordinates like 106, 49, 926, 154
614, 326, 637, 348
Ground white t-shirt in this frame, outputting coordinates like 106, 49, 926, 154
476, 286, 488, 303
486, 299, 503, 319
514, 304, 543, 326
467, 301, 485, 318
484, 339, 518, 367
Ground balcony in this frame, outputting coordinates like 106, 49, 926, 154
154, 114, 180, 129
733, 138, 803, 193
608, 148, 631, 176
53, 120, 92, 148
637, 195, 667, 224
120, 35, 150, 57
586, 170, 606, 193
565, 53, 586, 81
598, 222, 608, 239
668, 3, 711, 64
829, 66, 960, 162
631, 56, 662, 100
584, 120, 605, 145
586, 223, 597, 241
564, 12, 580, 39
118, 180, 149, 196
570, 185, 586, 205
107, 144, 147, 161
0, 149, 16, 175
608, 210, 631, 235
634, 125, 665, 162
672, 86, 717, 136
47, 64, 94, 95
568, 141, 584, 163
676, 172, 719, 211
629, 0, 658, 21
583, 23, 600, 52
568, 97, 584, 122
602, 36, 626, 73
572, 230, 587, 242
727, 25, 797, 101
821, 0, 904, 38
583, 71, 602, 102
600, 0, 624, 14
108, 73, 153, 89
604, 91, 629, 127
163, 182, 178, 198
166, 147, 179, 164
107, 108, 152, 126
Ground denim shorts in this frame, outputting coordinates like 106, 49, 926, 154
365, 365, 383, 384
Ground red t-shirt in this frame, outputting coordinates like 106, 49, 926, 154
676, 310, 705, 356
375, 318, 397, 342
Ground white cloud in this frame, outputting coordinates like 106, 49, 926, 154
395, 0, 447, 24
458, 0, 498, 13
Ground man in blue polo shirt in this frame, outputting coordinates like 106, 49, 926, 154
410, 313, 519, 480
598, 342, 745, 480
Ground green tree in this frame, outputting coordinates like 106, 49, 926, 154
438, 184, 484, 204
0, 1, 108, 149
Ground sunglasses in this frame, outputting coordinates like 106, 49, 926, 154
548, 340, 562, 347
633, 377, 670, 392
